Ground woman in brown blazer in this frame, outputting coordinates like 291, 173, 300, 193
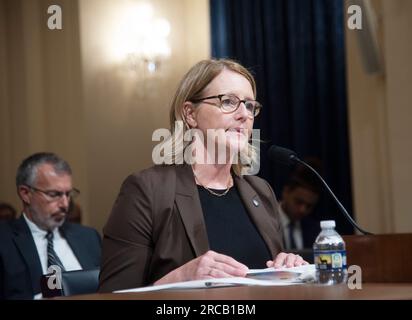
99, 59, 308, 292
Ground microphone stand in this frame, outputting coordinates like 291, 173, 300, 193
291, 155, 373, 235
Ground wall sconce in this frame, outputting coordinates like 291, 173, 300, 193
112, 2, 171, 75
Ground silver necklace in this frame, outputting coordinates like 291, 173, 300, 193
193, 172, 233, 197
202, 185, 231, 197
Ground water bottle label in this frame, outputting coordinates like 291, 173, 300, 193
314, 250, 347, 270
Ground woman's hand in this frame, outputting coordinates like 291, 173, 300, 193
266, 252, 309, 269
154, 250, 249, 285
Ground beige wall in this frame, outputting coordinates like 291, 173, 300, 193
77, 0, 210, 231
0, 0, 87, 213
346, 0, 412, 233
0, 0, 210, 232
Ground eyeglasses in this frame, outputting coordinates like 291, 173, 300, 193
26, 185, 80, 201
190, 94, 262, 118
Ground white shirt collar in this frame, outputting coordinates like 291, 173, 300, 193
278, 202, 291, 229
278, 202, 302, 229
23, 212, 58, 238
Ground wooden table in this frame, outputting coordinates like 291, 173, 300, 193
59, 283, 412, 300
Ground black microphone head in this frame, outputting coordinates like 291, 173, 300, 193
268, 145, 299, 165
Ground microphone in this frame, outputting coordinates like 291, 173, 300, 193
268, 145, 373, 235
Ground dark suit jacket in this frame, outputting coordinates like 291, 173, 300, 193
99, 164, 283, 292
301, 216, 321, 249
0, 216, 101, 300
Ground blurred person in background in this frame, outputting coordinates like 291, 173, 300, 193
0, 152, 101, 299
0, 202, 17, 221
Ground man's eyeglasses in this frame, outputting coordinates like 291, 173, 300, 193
190, 94, 262, 118
26, 185, 80, 201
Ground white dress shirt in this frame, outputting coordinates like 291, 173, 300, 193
23, 213, 82, 275
278, 204, 304, 250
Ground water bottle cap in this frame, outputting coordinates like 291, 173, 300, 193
320, 220, 336, 228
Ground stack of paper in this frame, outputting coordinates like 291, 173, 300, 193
247, 263, 316, 282
114, 264, 316, 293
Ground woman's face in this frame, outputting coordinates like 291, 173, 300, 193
188, 69, 255, 159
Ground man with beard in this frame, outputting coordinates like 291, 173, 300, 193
0, 153, 101, 299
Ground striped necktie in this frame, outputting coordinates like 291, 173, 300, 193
46, 231, 65, 272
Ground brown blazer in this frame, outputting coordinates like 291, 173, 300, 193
99, 164, 283, 292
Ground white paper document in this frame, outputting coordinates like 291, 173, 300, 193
247, 263, 316, 282
114, 264, 316, 294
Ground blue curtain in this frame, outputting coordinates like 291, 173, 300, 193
211, 0, 354, 235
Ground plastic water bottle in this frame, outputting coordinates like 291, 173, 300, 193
313, 220, 347, 285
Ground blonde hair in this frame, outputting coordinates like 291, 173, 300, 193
162, 58, 259, 176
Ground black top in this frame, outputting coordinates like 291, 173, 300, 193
197, 185, 272, 268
